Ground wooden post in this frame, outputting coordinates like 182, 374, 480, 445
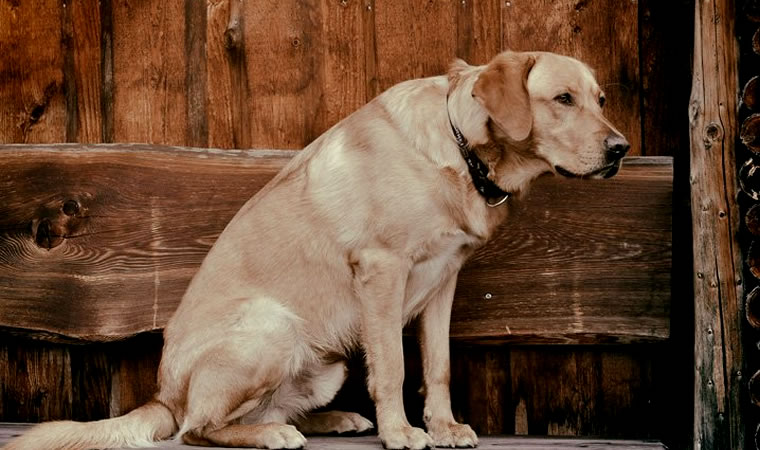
690, 0, 745, 449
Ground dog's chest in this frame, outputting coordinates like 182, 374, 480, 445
402, 229, 480, 319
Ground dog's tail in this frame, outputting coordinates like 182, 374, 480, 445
3, 400, 176, 450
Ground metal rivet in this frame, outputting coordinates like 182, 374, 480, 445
484, 292, 493, 300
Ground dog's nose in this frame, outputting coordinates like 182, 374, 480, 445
604, 135, 630, 159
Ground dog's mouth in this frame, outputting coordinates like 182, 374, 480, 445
555, 159, 623, 180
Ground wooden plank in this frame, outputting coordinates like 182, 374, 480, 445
374, 1, 458, 91
184, 0, 208, 148
0, 0, 67, 143
689, 0, 745, 449
0, 339, 72, 422
111, 0, 187, 145
502, 0, 641, 156
0, 145, 670, 344
451, 158, 672, 344
241, 0, 325, 148
456, 0, 502, 66
0, 424, 667, 449
68, 0, 104, 143
510, 348, 661, 438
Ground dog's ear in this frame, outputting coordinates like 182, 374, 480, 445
472, 52, 535, 142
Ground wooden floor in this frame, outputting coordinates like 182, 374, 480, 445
0, 423, 665, 449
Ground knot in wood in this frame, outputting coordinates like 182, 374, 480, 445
705, 122, 722, 140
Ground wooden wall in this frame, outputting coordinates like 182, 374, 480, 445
0, 0, 694, 448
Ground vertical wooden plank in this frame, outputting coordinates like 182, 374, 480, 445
69, 344, 111, 421
318, 0, 368, 134
108, 334, 162, 417
206, 0, 243, 149
100, 0, 115, 143
690, 0, 744, 448
111, 0, 187, 145
70, 0, 104, 143
502, 0, 641, 156
374, 1, 458, 91
0, 338, 72, 422
0, 0, 67, 143
363, 0, 379, 100
510, 348, 659, 438
456, 0, 501, 66
450, 346, 511, 435
185, 0, 208, 148
242, 0, 324, 149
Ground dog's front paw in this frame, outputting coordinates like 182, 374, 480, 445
427, 421, 478, 448
380, 425, 433, 449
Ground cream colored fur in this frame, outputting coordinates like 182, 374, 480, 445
5, 51, 627, 450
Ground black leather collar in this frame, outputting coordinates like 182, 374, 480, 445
446, 97, 511, 207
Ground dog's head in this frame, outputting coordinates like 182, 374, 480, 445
471, 51, 629, 179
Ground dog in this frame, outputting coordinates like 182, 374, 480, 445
6, 50, 629, 450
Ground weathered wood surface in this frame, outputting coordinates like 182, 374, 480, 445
0, 0, 686, 157
0, 145, 671, 344
0, 424, 667, 450
689, 0, 745, 449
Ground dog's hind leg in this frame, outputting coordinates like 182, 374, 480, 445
285, 361, 374, 435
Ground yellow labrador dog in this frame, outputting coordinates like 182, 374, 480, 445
7, 50, 628, 450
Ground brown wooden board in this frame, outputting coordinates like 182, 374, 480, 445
0, 145, 670, 344
110, 0, 187, 145
0, 0, 67, 144
689, 0, 745, 449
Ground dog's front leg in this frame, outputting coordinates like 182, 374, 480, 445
419, 274, 478, 448
354, 249, 433, 450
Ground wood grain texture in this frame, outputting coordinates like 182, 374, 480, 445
451, 159, 672, 344
0, 424, 667, 450
502, 0, 641, 156
242, 0, 324, 148
0, 145, 670, 345
509, 348, 661, 439
0, 0, 66, 143
111, 0, 187, 145
689, 0, 745, 448
374, 1, 458, 91
68, 0, 103, 143
0, 338, 71, 422
456, 0, 502, 66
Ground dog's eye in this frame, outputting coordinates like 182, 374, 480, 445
554, 93, 574, 106
599, 95, 606, 108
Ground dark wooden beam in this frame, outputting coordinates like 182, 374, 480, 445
0, 144, 671, 345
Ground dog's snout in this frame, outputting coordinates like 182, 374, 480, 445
604, 135, 630, 159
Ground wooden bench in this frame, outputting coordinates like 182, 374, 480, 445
0, 144, 672, 345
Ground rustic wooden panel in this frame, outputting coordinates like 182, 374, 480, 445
242, 0, 325, 148
374, 1, 458, 90
690, 0, 745, 448
0, 144, 290, 339
185, 0, 208, 148
67, 0, 104, 143
456, 0, 502, 66
107, 333, 162, 417
0, 145, 670, 344
451, 159, 672, 344
111, 0, 187, 145
0, 338, 71, 422
318, 0, 369, 133
509, 348, 661, 438
68, 344, 111, 421
0, 0, 67, 144
502, 0, 641, 156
